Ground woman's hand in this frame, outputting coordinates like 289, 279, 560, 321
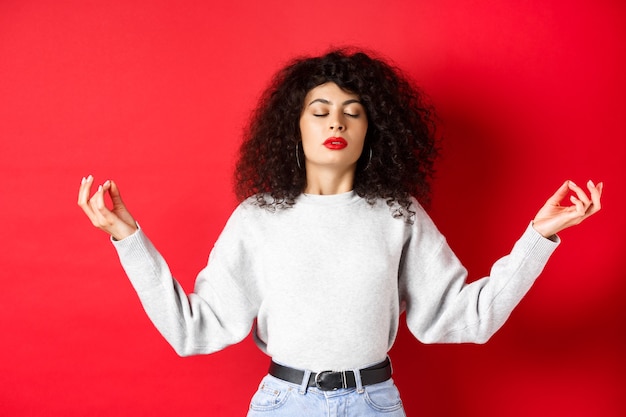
532, 180, 603, 238
77, 175, 138, 241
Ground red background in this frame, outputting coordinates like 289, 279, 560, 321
1, 1, 624, 416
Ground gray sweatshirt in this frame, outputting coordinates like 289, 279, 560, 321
112, 191, 559, 372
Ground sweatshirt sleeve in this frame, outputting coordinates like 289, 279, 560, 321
111, 207, 259, 356
399, 205, 559, 344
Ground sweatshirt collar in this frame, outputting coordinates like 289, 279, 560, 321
297, 190, 360, 206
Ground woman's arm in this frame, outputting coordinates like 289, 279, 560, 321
402, 180, 603, 344
76, 176, 256, 356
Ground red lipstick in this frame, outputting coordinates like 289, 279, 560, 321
323, 137, 348, 150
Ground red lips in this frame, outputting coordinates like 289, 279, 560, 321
323, 137, 348, 150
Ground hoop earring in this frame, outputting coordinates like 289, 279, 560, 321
295, 142, 303, 170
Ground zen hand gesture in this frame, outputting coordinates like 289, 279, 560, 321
77, 175, 138, 241
532, 180, 603, 238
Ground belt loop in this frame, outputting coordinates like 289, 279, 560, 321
298, 370, 311, 395
353, 367, 365, 394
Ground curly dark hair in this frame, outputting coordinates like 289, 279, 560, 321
235, 47, 439, 220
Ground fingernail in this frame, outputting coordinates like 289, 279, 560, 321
569, 180, 577, 187
81, 177, 86, 184
588, 180, 595, 187
87, 175, 93, 182
98, 185, 103, 192
103, 180, 110, 187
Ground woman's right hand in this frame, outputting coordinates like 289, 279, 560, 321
77, 175, 138, 241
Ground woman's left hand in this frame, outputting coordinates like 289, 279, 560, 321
532, 180, 603, 238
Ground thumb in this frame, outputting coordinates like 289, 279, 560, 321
107, 180, 126, 207
545, 180, 571, 205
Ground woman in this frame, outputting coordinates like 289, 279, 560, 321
77, 49, 602, 416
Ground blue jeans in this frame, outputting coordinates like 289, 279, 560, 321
247, 374, 407, 416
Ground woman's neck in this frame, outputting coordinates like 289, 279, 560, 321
303, 165, 355, 195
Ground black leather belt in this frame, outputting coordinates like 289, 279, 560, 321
269, 358, 392, 391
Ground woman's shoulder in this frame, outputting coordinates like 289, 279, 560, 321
238, 193, 292, 211
368, 195, 429, 225
231, 193, 293, 222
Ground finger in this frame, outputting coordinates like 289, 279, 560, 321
588, 180, 602, 204
569, 195, 586, 217
100, 179, 122, 210
77, 175, 94, 207
568, 180, 591, 209
546, 181, 570, 205
78, 175, 99, 222
598, 182, 604, 201
586, 180, 603, 215
88, 184, 114, 226
107, 180, 126, 208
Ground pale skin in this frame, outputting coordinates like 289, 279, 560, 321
77, 82, 603, 240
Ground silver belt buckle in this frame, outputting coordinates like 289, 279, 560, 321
314, 370, 347, 391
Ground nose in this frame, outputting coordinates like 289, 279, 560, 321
329, 114, 345, 132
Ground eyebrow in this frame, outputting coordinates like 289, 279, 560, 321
307, 98, 362, 107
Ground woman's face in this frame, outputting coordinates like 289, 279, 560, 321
299, 82, 368, 175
